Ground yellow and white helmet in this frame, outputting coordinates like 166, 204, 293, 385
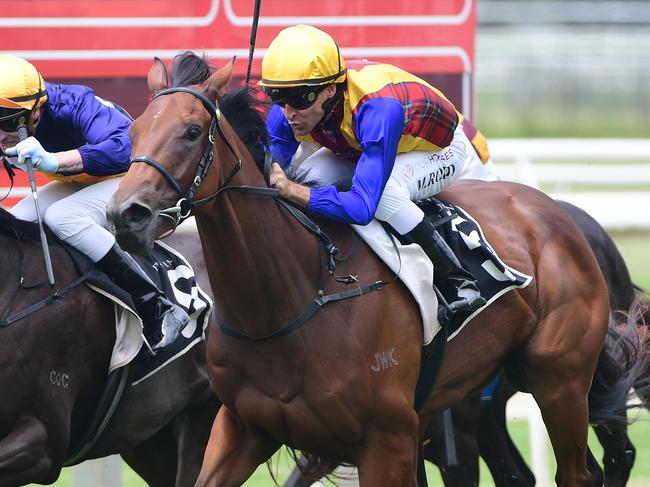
259, 25, 346, 89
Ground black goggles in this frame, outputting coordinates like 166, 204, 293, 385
0, 107, 28, 132
265, 85, 328, 110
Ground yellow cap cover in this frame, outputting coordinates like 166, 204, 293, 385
0, 55, 48, 109
259, 25, 346, 88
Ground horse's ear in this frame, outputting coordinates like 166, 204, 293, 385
147, 57, 169, 95
202, 56, 235, 101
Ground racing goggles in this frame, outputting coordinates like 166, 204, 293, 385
265, 85, 328, 110
0, 107, 28, 132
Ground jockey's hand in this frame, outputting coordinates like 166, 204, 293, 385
4, 137, 58, 173
270, 162, 291, 196
270, 162, 310, 208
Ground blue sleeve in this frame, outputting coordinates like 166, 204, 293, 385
266, 104, 299, 168
308, 98, 403, 225
70, 90, 132, 176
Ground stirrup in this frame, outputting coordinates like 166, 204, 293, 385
147, 305, 190, 351
447, 293, 486, 314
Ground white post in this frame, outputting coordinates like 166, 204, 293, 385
528, 400, 552, 487
73, 456, 122, 487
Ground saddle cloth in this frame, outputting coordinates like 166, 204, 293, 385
352, 199, 532, 345
67, 240, 212, 385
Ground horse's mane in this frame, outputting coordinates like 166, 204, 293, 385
0, 206, 41, 241
170, 51, 270, 170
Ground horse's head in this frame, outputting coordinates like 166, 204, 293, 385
107, 55, 234, 255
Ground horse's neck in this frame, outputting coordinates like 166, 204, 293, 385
196, 139, 322, 335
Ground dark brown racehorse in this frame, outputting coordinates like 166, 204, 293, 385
108, 54, 618, 486
0, 208, 218, 487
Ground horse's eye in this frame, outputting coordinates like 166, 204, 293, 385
185, 125, 202, 141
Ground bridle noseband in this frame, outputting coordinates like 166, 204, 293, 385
129, 86, 243, 230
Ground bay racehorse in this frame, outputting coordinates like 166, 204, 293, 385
108, 54, 631, 486
0, 208, 218, 487
282, 200, 650, 487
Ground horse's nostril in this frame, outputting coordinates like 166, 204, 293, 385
121, 203, 153, 226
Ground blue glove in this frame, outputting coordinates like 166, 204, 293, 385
4, 137, 58, 173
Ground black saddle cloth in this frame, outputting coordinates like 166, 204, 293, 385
404, 197, 532, 338
64, 241, 211, 384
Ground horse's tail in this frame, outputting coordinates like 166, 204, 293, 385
588, 298, 650, 424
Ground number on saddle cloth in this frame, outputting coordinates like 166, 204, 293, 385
417, 197, 532, 337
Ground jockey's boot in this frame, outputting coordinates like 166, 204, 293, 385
96, 243, 190, 351
406, 218, 486, 325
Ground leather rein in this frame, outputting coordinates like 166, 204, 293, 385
129, 87, 394, 342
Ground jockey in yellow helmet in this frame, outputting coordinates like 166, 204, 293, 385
260, 25, 492, 322
0, 54, 189, 351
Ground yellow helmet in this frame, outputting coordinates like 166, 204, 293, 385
0, 55, 48, 110
259, 25, 346, 88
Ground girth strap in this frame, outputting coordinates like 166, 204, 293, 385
215, 280, 386, 342
0, 271, 92, 327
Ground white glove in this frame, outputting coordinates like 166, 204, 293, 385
4, 137, 58, 173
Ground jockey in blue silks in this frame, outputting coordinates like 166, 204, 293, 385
0, 54, 188, 351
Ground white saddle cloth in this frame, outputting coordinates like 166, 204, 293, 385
352, 220, 440, 345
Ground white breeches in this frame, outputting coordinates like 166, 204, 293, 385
292, 125, 498, 235
10, 177, 122, 262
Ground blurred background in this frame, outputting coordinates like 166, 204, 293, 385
2, 0, 647, 486
476, 0, 650, 138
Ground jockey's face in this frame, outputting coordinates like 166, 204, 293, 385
283, 84, 336, 136
0, 107, 40, 151
0, 129, 20, 153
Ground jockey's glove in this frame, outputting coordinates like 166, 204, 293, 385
4, 137, 59, 173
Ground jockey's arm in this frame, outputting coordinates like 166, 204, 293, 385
305, 98, 403, 225
71, 91, 132, 176
53, 149, 84, 173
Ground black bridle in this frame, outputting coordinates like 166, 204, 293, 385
129, 86, 245, 230
128, 84, 394, 342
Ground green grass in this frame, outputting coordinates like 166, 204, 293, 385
475, 92, 650, 139
610, 231, 650, 290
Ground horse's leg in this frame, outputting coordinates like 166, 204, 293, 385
0, 416, 59, 486
121, 424, 178, 487
174, 395, 221, 486
423, 404, 481, 487
194, 406, 281, 487
586, 447, 604, 486
592, 421, 635, 487
122, 393, 218, 487
357, 419, 420, 487
477, 378, 535, 487
525, 309, 606, 486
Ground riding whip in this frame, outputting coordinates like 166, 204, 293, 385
17, 119, 56, 287
244, 0, 262, 85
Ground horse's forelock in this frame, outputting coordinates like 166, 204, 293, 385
220, 86, 270, 170
171, 51, 213, 87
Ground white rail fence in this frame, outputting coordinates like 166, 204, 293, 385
490, 138, 650, 230
46, 139, 650, 485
